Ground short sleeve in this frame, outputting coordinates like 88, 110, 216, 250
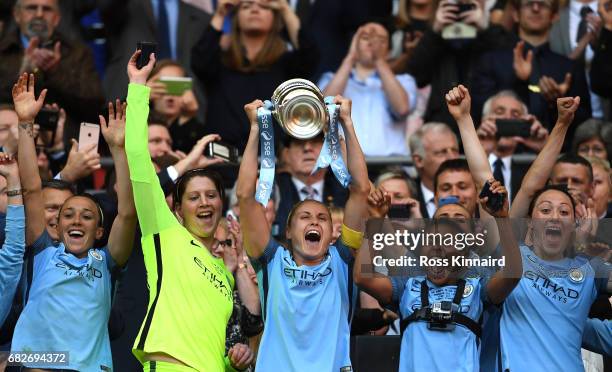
390, 276, 409, 304
334, 238, 354, 265
257, 237, 281, 265
101, 246, 118, 273
317, 72, 335, 92
590, 257, 611, 296
478, 276, 491, 305
31, 230, 56, 255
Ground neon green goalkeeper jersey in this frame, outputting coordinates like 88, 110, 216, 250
126, 83, 234, 371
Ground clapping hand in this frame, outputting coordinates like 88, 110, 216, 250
513, 41, 533, 81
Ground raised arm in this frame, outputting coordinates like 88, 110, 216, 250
376, 56, 410, 118
100, 100, 137, 267
322, 29, 361, 97
236, 100, 270, 259
0, 155, 25, 325
479, 180, 522, 304
446, 85, 492, 191
271, 0, 301, 48
13, 73, 47, 246
124, 51, 179, 236
337, 96, 371, 234
228, 216, 261, 315
509, 97, 580, 218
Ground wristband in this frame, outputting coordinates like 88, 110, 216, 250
7, 189, 23, 197
340, 223, 364, 250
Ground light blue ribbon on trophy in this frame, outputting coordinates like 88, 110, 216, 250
311, 96, 351, 187
255, 100, 276, 206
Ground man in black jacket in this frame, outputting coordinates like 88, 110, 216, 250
471, 0, 592, 141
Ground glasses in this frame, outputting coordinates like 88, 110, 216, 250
218, 239, 233, 247
521, 0, 552, 9
577, 144, 606, 157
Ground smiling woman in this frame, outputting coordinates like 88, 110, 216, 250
10, 73, 137, 371
124, 51, 250, 372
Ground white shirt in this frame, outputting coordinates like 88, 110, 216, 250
292, 177, 324, 202
420, 182, 436, 217
569, 0, 603, 117
318, 70, 418, 156
489, 153, 512, 204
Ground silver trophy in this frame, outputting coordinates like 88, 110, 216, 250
270, 78, 328, 139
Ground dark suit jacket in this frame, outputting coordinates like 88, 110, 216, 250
509, 158, 529, 202
274, 171, 349, 238
414, 178, 431, 219
471, 41, 592, 147
99, 0, 210, 101
591, 28, 612, 99
0, 29, 104, 141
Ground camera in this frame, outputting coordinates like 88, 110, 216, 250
427, 301, 457, 331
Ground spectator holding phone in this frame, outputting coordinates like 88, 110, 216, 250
11, 72, 136, 371
0, 0, 104, 142
147, 60, 205, 154
191, 0, 317, 152
475, 90, 549, 201
404, 0, 509, 129
320, 22, 417, 156
471, 0, 592, 140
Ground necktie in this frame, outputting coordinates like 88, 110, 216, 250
300, 186, 318, 200
157, 0, 171, 60
576, 6, 593, 43
493, 158, 505, 187
296, 0, 312, 21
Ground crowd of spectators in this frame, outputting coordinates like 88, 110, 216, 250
0, 0, 611, 371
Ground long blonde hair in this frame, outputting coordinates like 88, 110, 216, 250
223, 7, 287, 72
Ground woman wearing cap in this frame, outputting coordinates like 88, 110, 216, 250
11, 73, 137, 371
236, 96, 370, 370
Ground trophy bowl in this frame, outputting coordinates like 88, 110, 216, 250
271, 78, 328, 140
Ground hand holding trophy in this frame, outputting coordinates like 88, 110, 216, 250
254, 78, 351, 205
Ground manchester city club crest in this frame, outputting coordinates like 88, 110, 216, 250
569, 268, 584, 283
463, 284, 474, 298
90, 250, 103, 261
